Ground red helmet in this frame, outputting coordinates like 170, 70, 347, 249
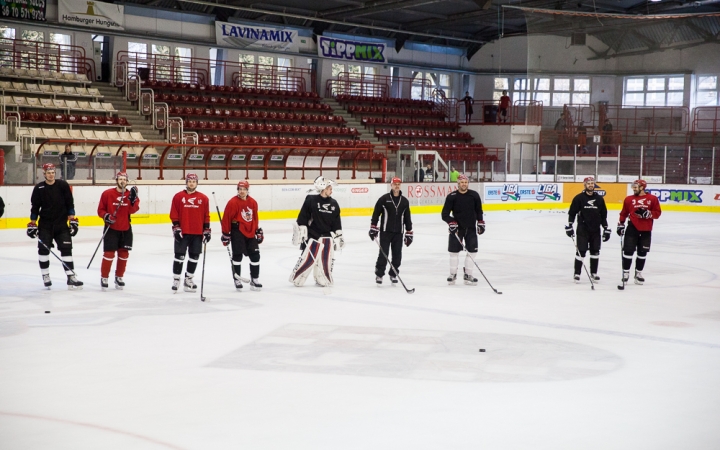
391, 177, 401, 184
237, 180, 249, 190
42, 163, 55, 172
632, 179, 647, 190
186, 173, 199, 182
115, 171, 128, 180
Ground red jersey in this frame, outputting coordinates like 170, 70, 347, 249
499, 95, 510, 109
97, 187, 140, 231
170, 190, 210, 235
619, 193, 661, 232
222, 195, 258, 238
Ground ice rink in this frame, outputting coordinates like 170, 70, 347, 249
1, 210, 719, 449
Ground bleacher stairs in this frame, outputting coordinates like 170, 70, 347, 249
322, 97, 383, 147
93, 84, 163, 141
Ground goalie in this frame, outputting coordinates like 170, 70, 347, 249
289, 176, 344, 287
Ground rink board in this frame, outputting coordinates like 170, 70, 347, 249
1, 182, 719, 228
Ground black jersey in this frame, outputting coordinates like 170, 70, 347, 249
30, 180, 75, 228
297, 194, 342, 240
568, 191, 608, 232
371, 192, 412, 233
441, 189, 483, 229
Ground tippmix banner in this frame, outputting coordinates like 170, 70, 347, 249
318, 36, 387, 63
215, 21, 299, 52
59, 0, 124, 30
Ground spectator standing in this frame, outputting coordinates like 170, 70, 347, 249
498, 90, 511, 123
461, 91, 474, 124
59, 144, 78, 181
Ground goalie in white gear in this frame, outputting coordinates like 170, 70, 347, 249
290, 176, 344, 287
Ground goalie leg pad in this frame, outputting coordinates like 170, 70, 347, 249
289, 239, 321, 286
313, 237, 335, 287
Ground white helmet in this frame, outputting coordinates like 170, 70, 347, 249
311, 176, 336, 193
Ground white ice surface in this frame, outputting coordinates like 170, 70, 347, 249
1, 210, 719, 449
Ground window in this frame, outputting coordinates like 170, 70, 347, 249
512, 76, 588, 106
534, 78, 550, 105
239, 54, 254, 64
411, 71, 450, 100
128, 42, 147, 55
152, 44, 171, 81
0, 26, 15, 39
174, 47, 191, 82
493, 77, 509, 101
0, 27, 15, 68
697, 75, 718, 107
19, 30, 43, 69
623, 76, 685, 107
258, 56, 273, 66
21, 30, 43, 41
514, 78, 530, 102
331, 63, 344, 77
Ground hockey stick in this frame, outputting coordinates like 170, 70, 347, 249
453, 232, 502, 294
87, 183, 127, 269
38, 238, 77, 277
374, 237, 414, 294
212, 192, 251, 286
200, 242, 207, 301
571, 235, 595, 290
617, 234, 626, 291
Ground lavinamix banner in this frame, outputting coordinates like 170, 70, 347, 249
318, 36, 387, 63
59, 0, 124, 30
215, 21, 299, 52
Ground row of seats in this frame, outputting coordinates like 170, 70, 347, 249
158, 96, 330, 110
40, 144, 154, 155
172, 109, 344, 123
4, 96, 115, 112
143, 81, 319, 99
348, 105, 444, 117
388, 141, 487, 151
361, 117, 458, 129
199, 134, 369, 147
11, 112, 130, 126
184, 121, 357, 135
0, 82, 102, 98
0, 67, 90, 83
375, 129, 471, 140
335, 94, 433, 108
21, 128, 145, 141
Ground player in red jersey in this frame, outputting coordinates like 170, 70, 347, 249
221, 180, 263, 291
97, 172, 140, 290
617, 179, 662, 285
498, 90, 511, 123
169, 173, 211, 293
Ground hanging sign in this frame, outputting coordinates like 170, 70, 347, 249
58, 0, 124, 30
318, 36, 386, 63
215, 21, 299, 52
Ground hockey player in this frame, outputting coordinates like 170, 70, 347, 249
441, 174, 484, 285
617, 179, 662, 285
28, 163, 83, 289
370, 177, 413, 285
565, 177, 610, 282
290, 176, 344, 287
97, 172, 139, 290
221, 180, 263, 291
169, 173, 211, 292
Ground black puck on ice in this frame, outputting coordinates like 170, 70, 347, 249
479, 349, 485, 352
45, 311, 50, 314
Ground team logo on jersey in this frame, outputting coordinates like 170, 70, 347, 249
317, 202, 335, 213
241, 207, 253, 222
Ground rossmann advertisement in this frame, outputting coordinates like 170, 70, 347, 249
404, 183, 470, 206
484, 183, 562, 203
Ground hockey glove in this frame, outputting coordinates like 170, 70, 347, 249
369, 225, 379, 241
172, 222, 183, 242
128, 186, 138, 206
565, 223, 575, 238
616, 222, 625, 237
635, 208, 652, 219
477, 220, 486, 236
602, 227, 611, 242
69, 217, 79, 237
27, 221, 38, 239
255, 228, 264, 244
103, 213, 116, 225
203, 227, 212, 244
221, 232, 231, 247
404, 230, 414, 247
448, 221, 458, 233
333, 230, 345, 251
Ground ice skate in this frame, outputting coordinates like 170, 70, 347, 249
42, 274, 52, 289
590, 273, 600, 282
376, 276, 383, 285
447, 273, 457, 285
234, 276, 243, 291
463, 269, 478, 286
390, 276, 398, 284
634, 271, 644, 285
114, 277, 125, 290
573, 274, 581, 283
67, 275, 83, 290
172, 276, 181, 292
250, 278, 262, 291
184, 274, 197, 292
101, 277, 109, 291
622, 271, 630, 283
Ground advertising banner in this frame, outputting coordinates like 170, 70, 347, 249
564, 182, 627, 207
403, 183, 465, 206
483, 183, 563, 203
1, 0, 45, 21
215, 21, 299, 52
59, 0, 124, 30
641, 184, 712, 205
318, 36, 387, 63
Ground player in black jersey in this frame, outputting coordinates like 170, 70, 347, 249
370, 177, 413, 285
290, 176, 344, 287
441, 174, 484, 285
566, 177, 610, 282
28, 163, 83, 290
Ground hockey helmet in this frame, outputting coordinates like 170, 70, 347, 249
186, 173, 199, 182
237, 180, 249, 190
115, 171, 128, 180
632, 179, 647, 190
391, 177, 402, 184
313, 176, 335, 192
42, 163, 56, 172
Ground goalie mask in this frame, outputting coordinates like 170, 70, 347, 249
310, 176, 336, 194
